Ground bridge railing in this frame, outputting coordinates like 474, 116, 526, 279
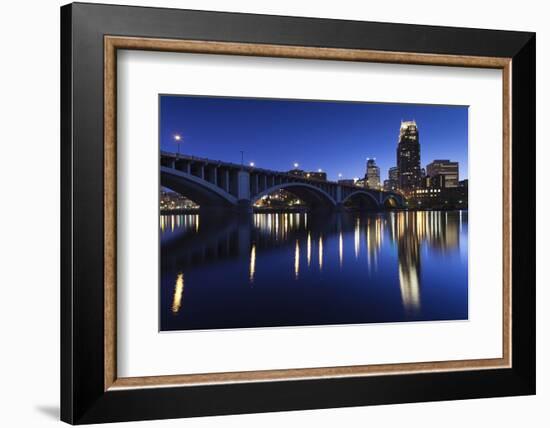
161, 151, 404, 199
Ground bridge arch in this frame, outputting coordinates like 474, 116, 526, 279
252, 182, 337, 209
342, 190, 380, 210
381, 193, 404, 209
160, 166, 237, 209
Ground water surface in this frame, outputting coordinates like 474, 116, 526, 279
160, 211, 468, 331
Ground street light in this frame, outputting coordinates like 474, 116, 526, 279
249, 162, 255, 167
318, 168, 322, 173
338, 173, 343, 178
173, 133, 182, 158
293, 162, 299, 169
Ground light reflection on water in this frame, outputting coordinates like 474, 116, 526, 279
249, 244, 256, 284
171, 272, 184, 314
160, 211, 468, 331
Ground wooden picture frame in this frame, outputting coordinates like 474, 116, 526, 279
61, 2, 535, 424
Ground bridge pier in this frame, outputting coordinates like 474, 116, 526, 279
160, 153, 405, 212
236, 199, 253, 214
237, 170, 250, 200
335, 202, 345, 212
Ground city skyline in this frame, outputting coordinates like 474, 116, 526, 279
159, 94, 469, 332
160, 95, 468, 182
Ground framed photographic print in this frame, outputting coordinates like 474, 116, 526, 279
61, 2, 536, 424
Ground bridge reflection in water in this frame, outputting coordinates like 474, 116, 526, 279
160, 210, 468, 331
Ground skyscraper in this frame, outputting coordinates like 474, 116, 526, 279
426, 160, 459, 188
365, 158, 381, 189
397, 120, 421, 192
384, 166, 399, 191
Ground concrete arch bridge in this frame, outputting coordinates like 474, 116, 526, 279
160, 152, 404, 212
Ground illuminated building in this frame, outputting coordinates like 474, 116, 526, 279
338, 179, 356, 186
397, 120, 422, 192
365, 158, 381, 189
355, 178, 366, 187
160, 189, 199, 211
426, 159, 459, 188
288, 167, 306, 177
408, 186, 467, 209
306, 171, 327, 181
384, 166, 399, 191
426, 173, 446, 189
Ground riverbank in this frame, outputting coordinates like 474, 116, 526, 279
160, 207, 467, 215
160, 208, 199, 215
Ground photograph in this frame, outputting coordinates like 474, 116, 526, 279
159, 95, 469, 331
53, 2, 536, 424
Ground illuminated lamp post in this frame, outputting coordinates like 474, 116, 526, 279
174, 133, 182, 158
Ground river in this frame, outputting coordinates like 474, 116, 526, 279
160, 210, 468, 331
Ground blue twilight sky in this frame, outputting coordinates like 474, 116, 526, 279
160, 95, 468, 182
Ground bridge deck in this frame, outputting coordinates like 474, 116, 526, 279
160, 151, 399, 194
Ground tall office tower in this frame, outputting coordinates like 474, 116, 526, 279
426, 159, 459, 188
384, 166, 399, 191
365, 158, 381, 189
397, 120, 421, 192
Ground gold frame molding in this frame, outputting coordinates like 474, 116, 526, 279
104, 35, 512, 391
